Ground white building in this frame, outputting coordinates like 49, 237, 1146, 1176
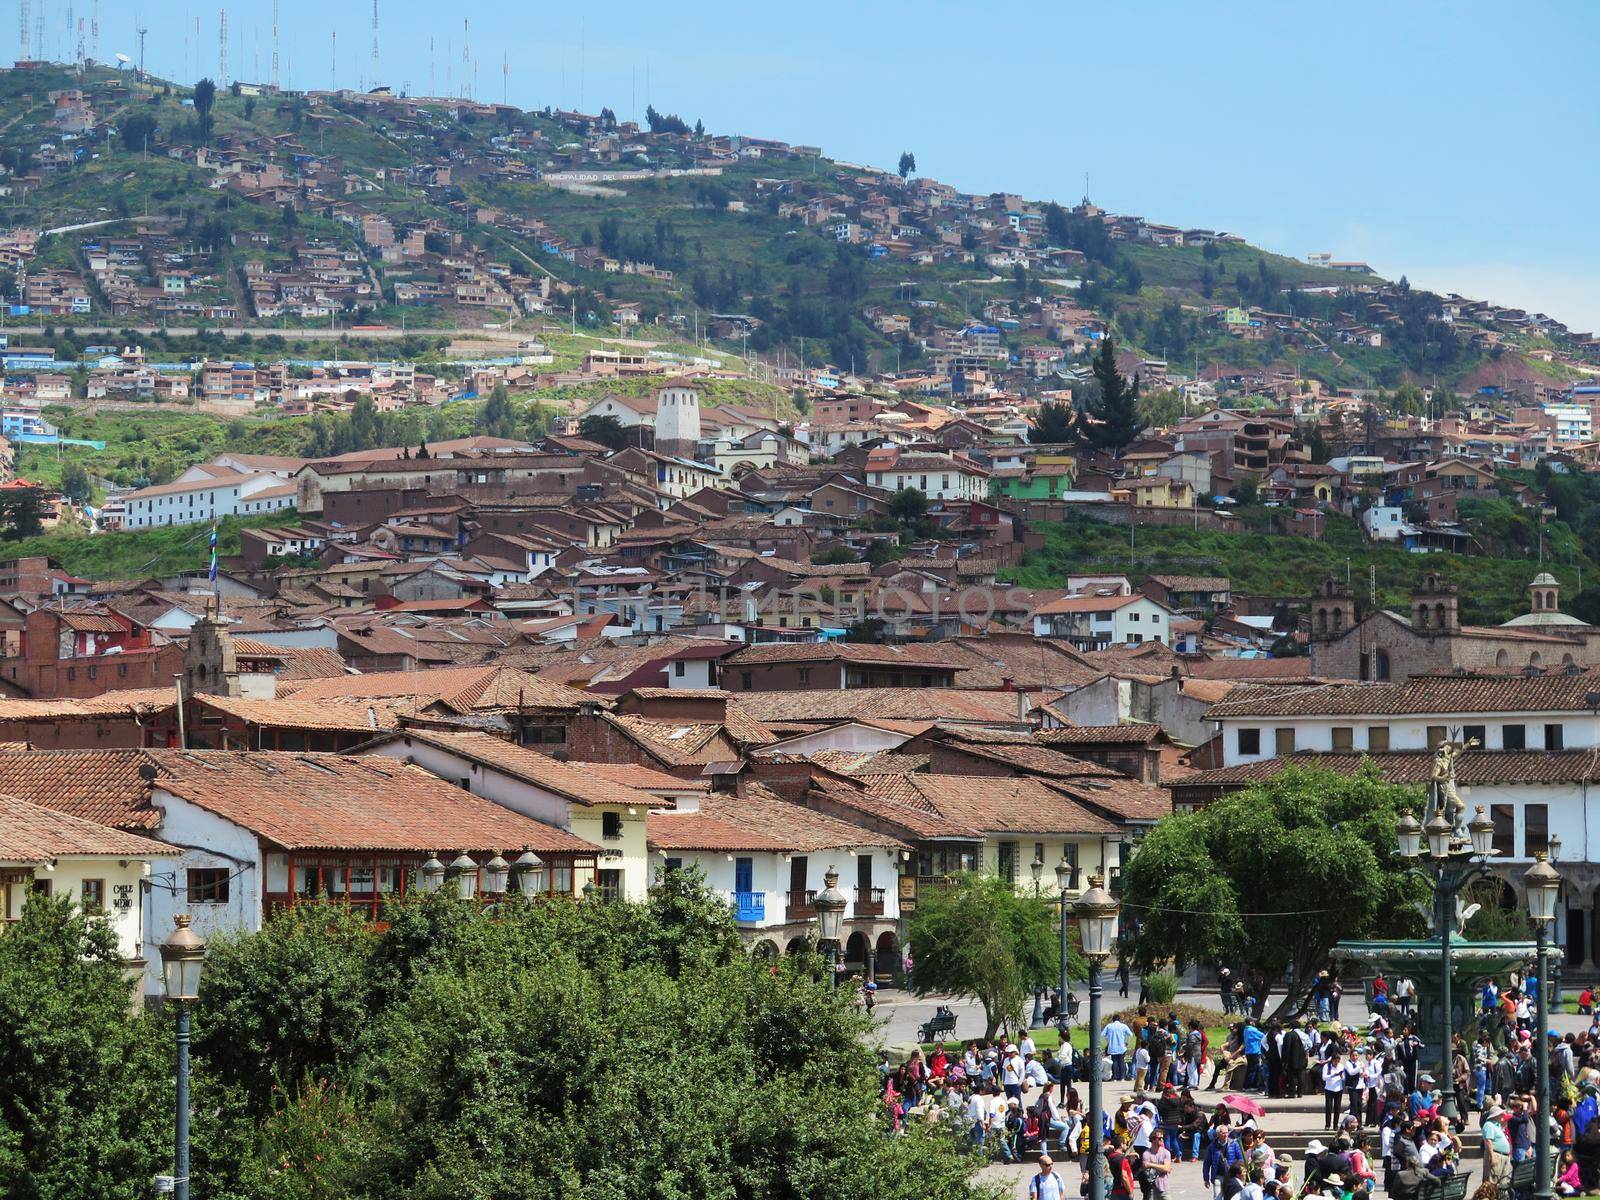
122, 466, 296, 529
1032, 593, 1175, 648
654, 381, 702, 459
1544, 403, 1593, 446
0, 793, 175, 964
1361, 505, 1408, 542
866, 450, 990, 501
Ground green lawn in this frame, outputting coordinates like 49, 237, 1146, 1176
0, 508, 298, 579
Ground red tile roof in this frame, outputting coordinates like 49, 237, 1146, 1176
0, 792, 175, 862
146, 750, 600, 854
285, 665, 586, 712
0, 749, 162, 829
1205, 673, 1600, 719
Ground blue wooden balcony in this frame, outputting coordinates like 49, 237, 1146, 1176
732, 890, 766, 923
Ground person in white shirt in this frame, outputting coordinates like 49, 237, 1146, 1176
1020, 1032, 1037, 1058
964, 1084, 987, 1151
1025, 1053, 1050, 1090
1003, 1046, 1026, 1100
1321, 1051, 1347, 1131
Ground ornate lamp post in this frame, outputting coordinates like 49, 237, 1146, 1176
418, 853, 446, 893
1074, 875, 1120, 1200
482, 851, 511, 898
1030, 854, 1045, 1028
1055, 854, 1074, 1038
1525, 849, 1562, 1200
513, 847, 544, 898
449, 852, 479, 901
814, 866, 847, 987
1394, 754, 1497, 1126
158, 915, 207, 1200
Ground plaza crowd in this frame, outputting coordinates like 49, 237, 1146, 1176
881, 969, 1600, 1200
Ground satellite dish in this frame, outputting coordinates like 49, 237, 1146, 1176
115, 53, 131, 64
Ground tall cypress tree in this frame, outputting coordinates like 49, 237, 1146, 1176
1088, 335, 1145, 456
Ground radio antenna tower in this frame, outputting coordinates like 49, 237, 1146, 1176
19, 0, 29, 63
501, 51, 507, 104
218, 8, 228, 86
90, 0, 97, 59
428, 34, 434, 96
370, 0, 378, 89
461, 18, 468, 99
136, 24, 146, 75
75, 16, 83, 68
330, 28, 336, 91
270, 0, 278, 89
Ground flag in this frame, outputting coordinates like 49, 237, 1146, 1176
208, 523, 218, 583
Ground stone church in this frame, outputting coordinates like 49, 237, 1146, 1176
1308, 572, 1600, 682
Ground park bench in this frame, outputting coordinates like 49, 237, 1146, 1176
1506, 1152, 1560, 1200
918, 1010, 958, 1044
1413, 1169, 1471, 1200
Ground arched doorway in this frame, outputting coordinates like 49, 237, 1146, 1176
844, 930, 871, 977
785, 934, 813, 956
876, 930, 900, 986
753, 939, 780, 961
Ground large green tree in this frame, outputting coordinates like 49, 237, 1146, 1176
1085, 335, 1145, 456
0, 896, 170, 1198
1121, 765, 1428, 1017
192, 874, 981, 1200
906, 872, 1073, 1039
1030, 401, 1077, 445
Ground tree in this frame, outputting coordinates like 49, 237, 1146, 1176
1030, 402, 1077, 445
1122, 765, 1427, 1018
1085, 336, 1145, 456
0, 485, 44, 540
477, 383, 516, 439
0, 896, 170, 1197
190, 881, 980, 1199
60, 461, 91, 503
577, 413, 630, 451
907, 873, 1071, 1038
813, 545, 859, 566
193, 79, 217, 119
1232, 476, 1260, 507
897, 151, 916, 179
887, 487, 928, 526
120, 112, 158, 153
693, 118, 704, 137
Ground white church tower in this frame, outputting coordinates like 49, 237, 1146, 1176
654, 382, 702, 460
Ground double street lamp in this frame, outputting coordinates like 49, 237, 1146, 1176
1394, 802, 1496, 1124
1073, 875, 1121, 1200
158, 915, 207, 1200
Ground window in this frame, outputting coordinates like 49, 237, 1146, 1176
1129, 612, 1140, 622
1427, 726, 1448, 750
1237, 728, 1261, 756
1546, 723, 1565, 751
187, 867, 230, 904
80, 879, 105, 912
674, 660, 686, 678
1331, 727, 1354, 752
1525, 804, 1549, 857
1490, 805, 1516, 857
1463, 724, 1487, 747
601, 811, 624, 840
1498, 723, 1526, 751
1274, 728, 1296, 755
797, 667, 811, 683
741, 671, 753, 691
997, 841, 1018, 884
1368, 726, 1390, 752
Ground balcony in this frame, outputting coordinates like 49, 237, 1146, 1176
854, 885, 886, 918
732, 890, 766, 923
786, 888, 816, 922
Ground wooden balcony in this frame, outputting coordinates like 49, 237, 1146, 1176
854, 885, 886, 918
786, 888, 816, 922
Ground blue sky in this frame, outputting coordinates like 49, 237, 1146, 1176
97, 1, 1600, 329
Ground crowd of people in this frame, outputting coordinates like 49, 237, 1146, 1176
882, 967, 1600, 1200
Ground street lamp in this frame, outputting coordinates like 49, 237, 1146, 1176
418, 853, 446, 893
159, 914, 207, 1200
1526, 851, 1561, 1200
514, 847, 544, 898
1055, 855, 1074, 1038
1395, 781, 1498, 1124
1030, 854, 1045, 1028
1074, 875, 1120, 1200
814, 865, 847, 988
449, 852, 479, 901
482, 851, 510, 897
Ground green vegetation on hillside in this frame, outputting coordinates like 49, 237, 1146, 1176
0, 508, 296, 579
1005, 511, 1586, 625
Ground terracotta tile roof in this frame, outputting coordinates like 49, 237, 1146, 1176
1036, 724, 1169, 746
0, 690, 178, 725
285, 665, 587, 712
584, 762, 708, 791
623, 687, 731, 700
1046, 776, 1172, 823
722, 642, 970, 667
853, 773, 1121, 838
646, 810, 792, 853
944, 635, 1102, 690
1034, 593, 1152, 615
0, 749, 162, 829
606, 714, 741, 768
55, 610, 128, 632
193, 693, 415, 732
808, 773, 980, 840
807, 749, 931, 775
0, 793, 176, 862
1145, 575, 1230, 592
730, 688, 1028, 727
366, 729, 674, 807
146, 750, 600, 854
1172, 750, 1600, 791
1205, 673, 1600, 719
696, 783, 907, 852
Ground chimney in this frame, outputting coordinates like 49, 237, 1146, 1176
1017, 688, 1031, 724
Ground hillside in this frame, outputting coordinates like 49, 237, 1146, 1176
0, 63, 1579, 395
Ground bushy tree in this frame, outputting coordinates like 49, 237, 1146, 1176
0, 896, 171, 1198
577, 413, 630, 450
475, 383, 516, 439
907, 872, 1071, 1039
1085, 335, 1145, 456
1122, 765, 1428, 1017
897, 151, 916, 179
887, 487, 928, 526
1030, 401, 1077, 445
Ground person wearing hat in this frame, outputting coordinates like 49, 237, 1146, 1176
1318, 1172, 1347, 1199
1481, 1102, 1511, 1189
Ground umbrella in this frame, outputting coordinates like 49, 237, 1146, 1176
1223, 1093, 1267, 1119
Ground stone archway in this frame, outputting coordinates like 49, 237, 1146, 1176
753, 939, 780, 960
876, 930, 900, 986
844, 930, 871, 976
785, 934, 813, 956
